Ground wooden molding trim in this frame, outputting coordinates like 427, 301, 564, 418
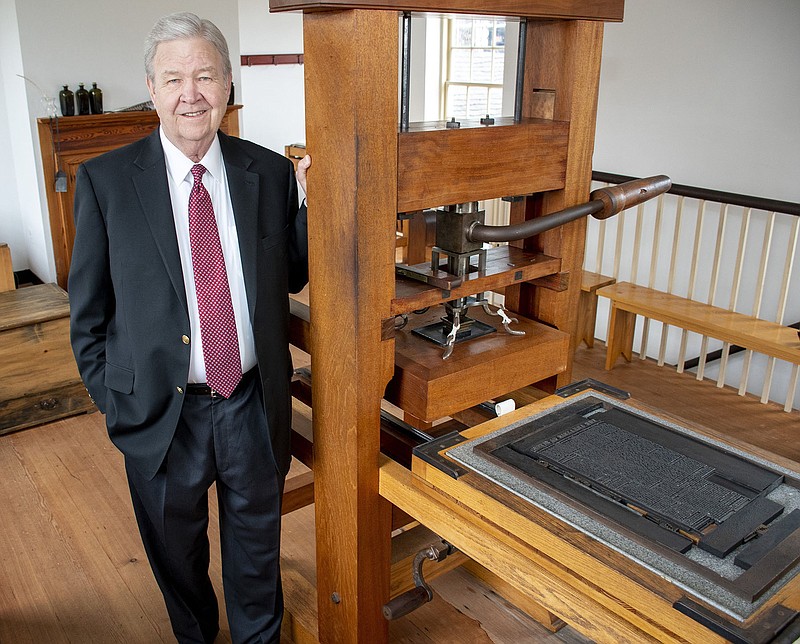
241, 54, 304, 66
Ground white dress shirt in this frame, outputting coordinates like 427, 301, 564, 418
160, 128, 257, 384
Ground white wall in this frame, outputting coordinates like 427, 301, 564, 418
1, 0, 33, 272
1, 0, 240, 282
237, 0, 305, 155
594, 0, 800, 202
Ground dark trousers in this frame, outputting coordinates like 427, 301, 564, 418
125, 375, 284, 644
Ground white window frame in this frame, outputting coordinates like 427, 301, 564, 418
440, 16, 507, 120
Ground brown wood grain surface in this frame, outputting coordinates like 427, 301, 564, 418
387, 307, 569, 421
601, 282, 800, 367
0, 284, 93, 434
382, 456, 686, 643
303, 9, 398, 642
397, 119, 568, 213
5, 348, 798, 642
269, 0, 624, 21
0, 283, 69, 330
392, 248, 561, 316
0, 243, 14, 291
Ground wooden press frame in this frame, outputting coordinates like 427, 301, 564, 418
269, 1, 622, 641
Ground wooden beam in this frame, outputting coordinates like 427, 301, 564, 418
505, 19, 605, 387
397, 119, 568, 213
303, 9, 398, 643
269, 0, 625, 21
282, 471, 315, 515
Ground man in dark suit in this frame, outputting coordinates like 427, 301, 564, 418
69, 12, 309, 644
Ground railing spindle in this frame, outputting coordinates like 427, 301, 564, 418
678, 199, 707, 373
787, 365, 800, 413
745, 212, 775, 397
717, 206, 750, 388
630, 202, 645, 283
698, 203, 729, 381
640, 194, 665, 359
658, 196, 684, 366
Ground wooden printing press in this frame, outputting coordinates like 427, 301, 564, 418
268, 1, 800, 641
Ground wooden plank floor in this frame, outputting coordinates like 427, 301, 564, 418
1, 345, 797, 643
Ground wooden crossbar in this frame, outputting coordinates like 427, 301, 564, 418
599, 282, 800, 371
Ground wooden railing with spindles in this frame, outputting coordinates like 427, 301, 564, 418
585, 171, 800, 412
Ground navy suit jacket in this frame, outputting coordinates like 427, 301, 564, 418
69, 129, 308, 480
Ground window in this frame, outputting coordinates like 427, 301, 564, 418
442, 17, 506, 120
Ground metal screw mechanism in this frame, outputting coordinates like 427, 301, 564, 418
445, 117, 461, 129
331, 592, 341, 604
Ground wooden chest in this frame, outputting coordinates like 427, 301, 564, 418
0, 284, 94, 435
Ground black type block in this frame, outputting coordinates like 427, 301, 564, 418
699, 496, 784, 558
735, 509, 800, 570
493, 445, 694, 554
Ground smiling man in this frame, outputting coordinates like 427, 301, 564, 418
69, 12, 309, 644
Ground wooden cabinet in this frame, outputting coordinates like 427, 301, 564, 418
37, 105, 241, 289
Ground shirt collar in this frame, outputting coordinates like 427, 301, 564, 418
159, 127, 223, 187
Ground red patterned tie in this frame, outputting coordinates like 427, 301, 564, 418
188, 164, 242, 398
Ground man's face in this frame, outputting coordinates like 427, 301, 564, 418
146, 37, 230, 161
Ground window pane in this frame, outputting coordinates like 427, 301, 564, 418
466, 86, 488, 118
446, 85, 468, 119
492, 50, 505, 84
471, 49, 493, 83
494, 22, 506, 47
472, 19, 494, 47
453, 19, 472, 47
450, 49, 471, 82
488, 87, 503, 116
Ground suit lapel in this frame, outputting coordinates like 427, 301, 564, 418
220, 133, 260, 321
132, 131, 188, 314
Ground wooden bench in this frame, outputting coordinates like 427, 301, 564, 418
577, 270, 615, 348
599, 281, 800, 372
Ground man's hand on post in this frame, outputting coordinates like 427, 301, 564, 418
296, 154, 311, 198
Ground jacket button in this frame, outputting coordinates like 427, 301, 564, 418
182, 335, 190, 345
176, 386, 184, 394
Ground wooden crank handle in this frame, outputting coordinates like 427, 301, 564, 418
382, 585, 432, 621
590, 175, 672, 220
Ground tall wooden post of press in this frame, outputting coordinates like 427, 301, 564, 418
505, 19, 605, 388
268, 2, 620, 641
303, 9, 398, 643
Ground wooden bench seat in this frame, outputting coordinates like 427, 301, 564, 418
599, 281, 800, 371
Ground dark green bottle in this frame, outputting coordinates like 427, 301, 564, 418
75, 83, 90, 115
89, 82, 103, 114
59, 85, 75, 116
